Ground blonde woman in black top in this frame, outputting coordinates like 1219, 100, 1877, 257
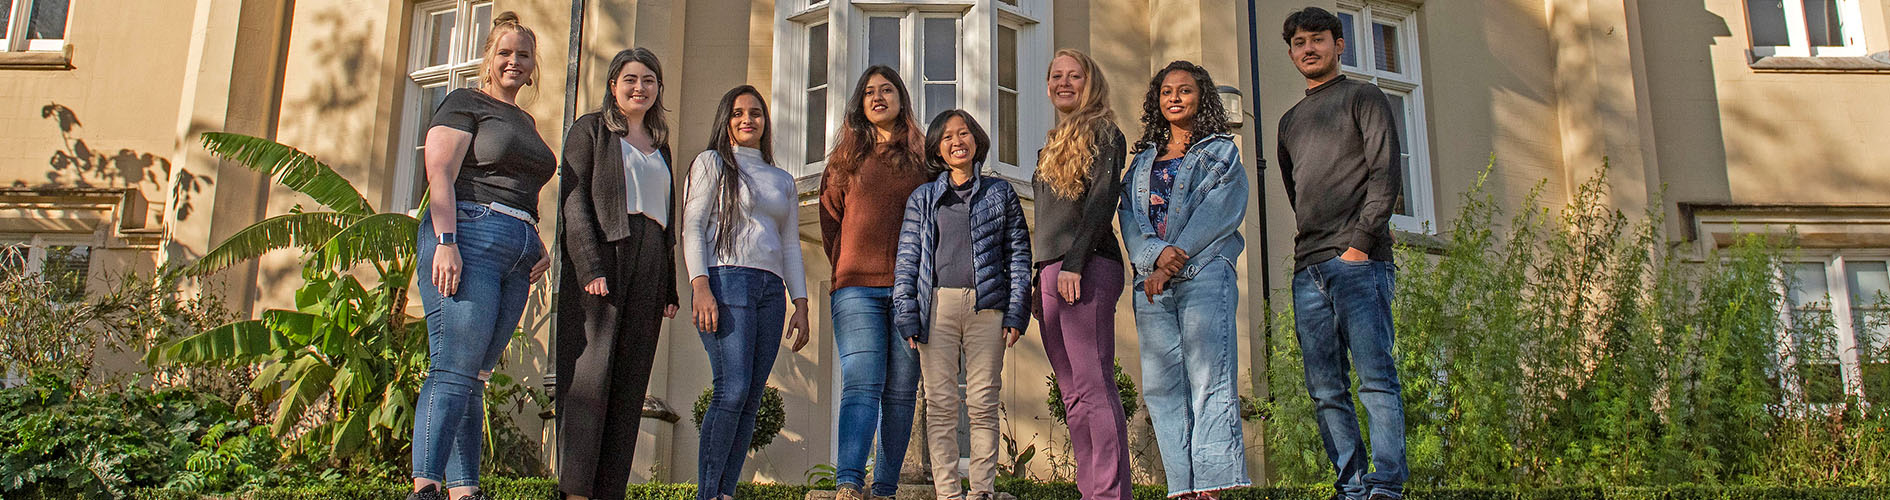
411, 12, 553, 500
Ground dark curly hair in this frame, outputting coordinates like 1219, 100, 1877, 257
1133, 60, 1230, 154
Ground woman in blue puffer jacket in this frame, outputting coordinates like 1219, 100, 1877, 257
891, 109, 1032, 500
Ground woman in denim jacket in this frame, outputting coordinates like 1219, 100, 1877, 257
1120, 60, 1251, 500
891, 110, 1032, 500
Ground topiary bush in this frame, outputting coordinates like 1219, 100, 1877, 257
690, 385, 788, 452
1044, 358, 1140, 424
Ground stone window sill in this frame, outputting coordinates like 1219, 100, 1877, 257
0, 47, 72, 70
1749, 53, 1890, 73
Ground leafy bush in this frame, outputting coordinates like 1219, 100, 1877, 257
0, 373, 266, 499
1044, 358, 1141, 424
0, 269, 231, 386
1264, 164, 1890, 487
691, 385, 788, 451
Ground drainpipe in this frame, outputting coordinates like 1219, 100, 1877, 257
549, 0, 586, 472
1245, 0, 1274, 485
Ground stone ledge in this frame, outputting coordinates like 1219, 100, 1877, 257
0, 48, 73, 70
1749, 54, 1890, 73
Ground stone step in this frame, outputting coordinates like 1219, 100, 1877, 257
803, 486, 1017, 500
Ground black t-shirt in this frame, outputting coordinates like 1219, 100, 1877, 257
429, 88, 557, 220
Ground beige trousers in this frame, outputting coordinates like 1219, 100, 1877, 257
917, 288, 1007, 500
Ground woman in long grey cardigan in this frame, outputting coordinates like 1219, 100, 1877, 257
555, 48, 679, 500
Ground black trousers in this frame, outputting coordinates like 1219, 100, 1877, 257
556, 217, 670, 499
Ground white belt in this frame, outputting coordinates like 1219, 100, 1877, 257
485, 201, 537, 225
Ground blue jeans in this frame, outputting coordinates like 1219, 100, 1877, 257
1292, 257, 1406, 500
832, 286, 921, 496
413, 202, 542, 489
696, 266, 787, 500
1133, 258, 1250, 496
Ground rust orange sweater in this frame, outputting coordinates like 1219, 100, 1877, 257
819, 153, 933, 290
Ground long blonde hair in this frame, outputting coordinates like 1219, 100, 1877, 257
1037, 49, 1116, 199
478, 12, 539, 91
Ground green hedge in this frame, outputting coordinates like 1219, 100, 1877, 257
131, 478, 812, 500
132, 481, 1890, 500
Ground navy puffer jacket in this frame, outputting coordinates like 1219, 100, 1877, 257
892, 170, 1033, 343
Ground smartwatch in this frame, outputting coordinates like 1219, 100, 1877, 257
438, 232, 458, 246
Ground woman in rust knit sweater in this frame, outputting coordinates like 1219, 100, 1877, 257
818, 65, 935, 500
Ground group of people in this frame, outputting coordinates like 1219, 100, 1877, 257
403, 7, 1406, 500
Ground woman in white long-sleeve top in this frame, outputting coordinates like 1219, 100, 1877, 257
681, 85, 811, 500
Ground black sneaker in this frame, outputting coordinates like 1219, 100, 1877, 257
405, 485, 447, 500
458, 492, 493, 500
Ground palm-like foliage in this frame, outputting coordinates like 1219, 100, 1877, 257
155, 133, 426, 461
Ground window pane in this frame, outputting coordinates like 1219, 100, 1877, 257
1790, 262, 1832, 309
0, 244, 25, 279
26, 0, 66, 40
869, 16, 902, 70
41, 245, 88, 302
1849, 261, 1889, 362
999, 90, 1018, 165
1802, 0, 1844, 46
471, 3, 494, 58
0, 1, 12, 38
924, 18, 956, 81
809, 23, 829, 87
427, 10, 458, 67
997, 25, 1018, 89
1747, 0, 1791, 47
1384, 91, 1412, 216
1338, 12, 1358, 68
807, 88, 827, 163
924, 84, 955, 123
1000, 0, 1017, 5
1373, 22, 1401, 73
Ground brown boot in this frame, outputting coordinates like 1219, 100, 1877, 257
835, 484, 866, 500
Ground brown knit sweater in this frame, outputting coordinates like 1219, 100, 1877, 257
819, 153, 933, 290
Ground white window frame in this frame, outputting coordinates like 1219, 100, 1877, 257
772, 0, 1051, 186
1778, 250, 1890, 406
1746, 0, 1867, 58
1336, 0, 1433, 233
393, 0, 493, 214
1, 0, 71, 52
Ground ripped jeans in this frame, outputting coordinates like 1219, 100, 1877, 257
412, 202, 543, 489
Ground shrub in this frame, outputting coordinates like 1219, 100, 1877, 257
0, 373, 263, 499
1045, 358, 1141, 424
1264, 163, 1890, 487
691, 385, 788, 451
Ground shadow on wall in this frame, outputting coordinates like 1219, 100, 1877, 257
26, 103, 205, 228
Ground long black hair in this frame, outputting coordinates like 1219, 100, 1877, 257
601, 48, 668, 146
827, 65, 928, 187
703, 85, 775, 259
923, 109, 991, 172
1133, 60, 1231, 154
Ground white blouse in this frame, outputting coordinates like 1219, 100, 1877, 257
681, 147, 808, 300
621, 138, 671, 226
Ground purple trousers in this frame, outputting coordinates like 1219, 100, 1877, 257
1039, 258, 1132, 500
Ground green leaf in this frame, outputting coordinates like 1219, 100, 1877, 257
184, 211, 362, 276
200, 132, 374, 216
151, 319, 279, 365
311, 212, 421, 273
269, 357, 336, 437
330, 409, 369, 457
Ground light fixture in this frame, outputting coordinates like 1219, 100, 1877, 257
1217, 85, 1244, 127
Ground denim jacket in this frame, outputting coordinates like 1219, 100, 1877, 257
1119, 133, 1248, 285
892, 170, 1034, 343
